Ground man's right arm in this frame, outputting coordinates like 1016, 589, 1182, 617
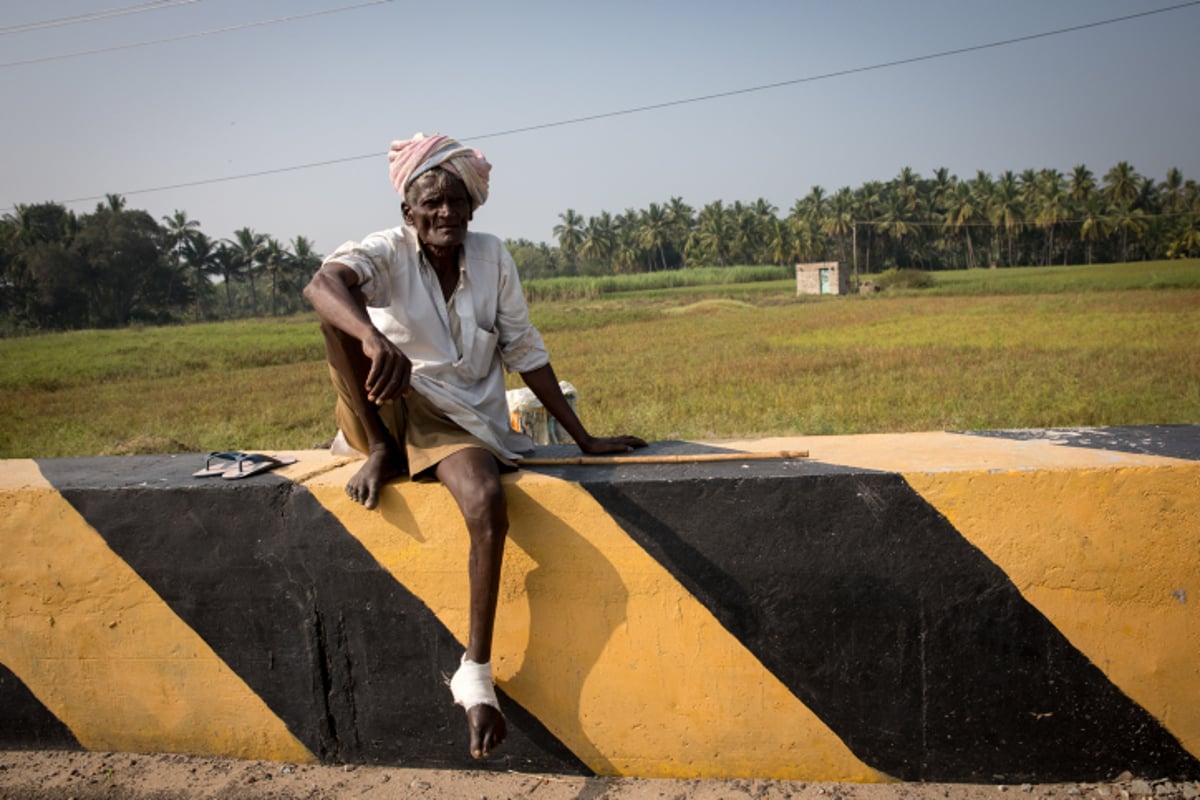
304, 262, 412, 404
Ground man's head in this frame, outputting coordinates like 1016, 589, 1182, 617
388, 132, 491, 210
402, 167, 473, 250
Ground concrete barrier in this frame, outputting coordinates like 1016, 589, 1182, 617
2, 427, 1198, 782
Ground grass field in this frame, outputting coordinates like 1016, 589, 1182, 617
1, 260, 1197, 458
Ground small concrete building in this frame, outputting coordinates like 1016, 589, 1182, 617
796, 261, 849, 296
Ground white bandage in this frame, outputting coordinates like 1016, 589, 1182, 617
449, 655, 499, 711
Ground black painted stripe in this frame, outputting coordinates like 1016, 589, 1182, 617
579, 467, 1200, 783
0, 662, 82, 751
36, 456, 587, 774
960, 424, 1200, 461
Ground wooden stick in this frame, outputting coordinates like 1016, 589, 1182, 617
518, 450, 808, 466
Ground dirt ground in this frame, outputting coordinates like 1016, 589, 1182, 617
1, 752, 1197, 800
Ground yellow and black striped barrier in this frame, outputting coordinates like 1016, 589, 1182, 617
2, 427, 1198, 782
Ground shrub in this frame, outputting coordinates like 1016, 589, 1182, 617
875, 268, 935, 290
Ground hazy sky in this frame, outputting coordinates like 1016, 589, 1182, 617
2, 0, 1198, 256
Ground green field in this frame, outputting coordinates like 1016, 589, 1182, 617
1, 260, 1197, 458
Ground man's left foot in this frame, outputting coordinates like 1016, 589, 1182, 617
467, 703, 507, 759
450, 656, 507, 758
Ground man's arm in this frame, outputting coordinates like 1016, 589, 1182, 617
304, 262, 411, 405
520, 363, 647, 455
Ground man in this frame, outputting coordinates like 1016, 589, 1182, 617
303, 133, 646, 760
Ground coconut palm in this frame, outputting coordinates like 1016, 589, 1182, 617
1035, 169, 1068, 265
638, 203, 673, 271
693, 201, 731, 267
259, 237, 292, 315
665, 197, 694, 265
227, 227, 266, 316
1078, 193, 1110, 265
1103, 161, 1141, 209
181, 231, 219, 320
579, 212, 616, 271
823, 188, 855, 266
853, 181, 883, 275
553, 209, 585, 273
990, 172, 1023, 266
943, 181, 981, 268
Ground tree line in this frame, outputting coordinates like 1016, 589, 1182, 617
509, 161, 1200, 279
0, 194, 320, 333
4, 160, 1198, 333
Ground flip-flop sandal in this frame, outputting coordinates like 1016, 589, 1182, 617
222, 453, 298, 480
193, 451, 246, 478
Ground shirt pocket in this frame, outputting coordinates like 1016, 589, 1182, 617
456, 325, 499, 380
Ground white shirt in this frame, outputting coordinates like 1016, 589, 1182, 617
323, 225, 549, 458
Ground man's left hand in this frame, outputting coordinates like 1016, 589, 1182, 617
579, 434, 648, 455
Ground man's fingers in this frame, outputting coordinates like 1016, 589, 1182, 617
367, 355, 411, 405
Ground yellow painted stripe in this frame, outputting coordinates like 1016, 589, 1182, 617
0, 460, 313, 762
905, 464, 1200, 758
307, 465, 887, 781
712, 431, 1191, 473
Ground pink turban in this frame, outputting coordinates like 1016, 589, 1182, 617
387, 132, 492, 209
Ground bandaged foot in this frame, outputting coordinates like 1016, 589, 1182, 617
449, 655, 500, 712
449, 655, 507, 758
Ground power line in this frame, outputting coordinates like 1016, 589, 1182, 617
0, 0, 394, 68
6, 0, 1199, 213
0, 1, 200, 36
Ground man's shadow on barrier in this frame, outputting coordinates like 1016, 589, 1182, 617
500, 481, 627, 777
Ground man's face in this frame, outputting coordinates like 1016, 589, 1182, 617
402, 169, 473, 250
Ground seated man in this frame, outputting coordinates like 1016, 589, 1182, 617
303, 133, 646, 760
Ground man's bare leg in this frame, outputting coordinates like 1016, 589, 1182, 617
318, 320, 405, 509
436, 447, 509, 759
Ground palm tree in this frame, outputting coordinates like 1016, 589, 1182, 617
1166, 212, 1200, 259
693, 201, 731, 267
764, 217, 794, 266
1034, 169, 1068, 265
211, 242, 240, 317
227, 227, 266, 316
853, 181, 883, 275
181, 231, 219, 320
553, 209, 585, 273
1103, 161, 1141, 209
943, 181, 980, 268
1109, 201, 1147, 263
1160, 167, 1186, 214
823, 188, 855, 266
579, 212, 616, 272
290, 235, 322, 302
161, 209, 201, 312
162, 210, 201, 258
801, 185, 826, 223
1078, 193, 1110, 265
877, 191, 918, 268
612, 210, 642, 273
259, 237, 296, 316
665, 197, 694, 266
638, 203, 671, 271
990, 172, 1023, 266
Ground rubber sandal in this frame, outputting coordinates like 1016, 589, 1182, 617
193, 451, 246, 478
221, 453, 297, 480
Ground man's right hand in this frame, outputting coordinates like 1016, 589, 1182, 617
362, 330, 412, 405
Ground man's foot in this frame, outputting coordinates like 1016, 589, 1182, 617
450, 656, 507, 759
466, 703, 507, 759
345, 445, 405, 509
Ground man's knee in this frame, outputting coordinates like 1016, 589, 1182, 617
460, 478, 508, 538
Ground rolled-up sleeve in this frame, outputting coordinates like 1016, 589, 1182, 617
322, 231, 399, 308
495, 246, 550, 373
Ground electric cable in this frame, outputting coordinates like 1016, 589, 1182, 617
0, 0, 394, 67
3, 1, 1197, 212
0, 1, 200, 36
